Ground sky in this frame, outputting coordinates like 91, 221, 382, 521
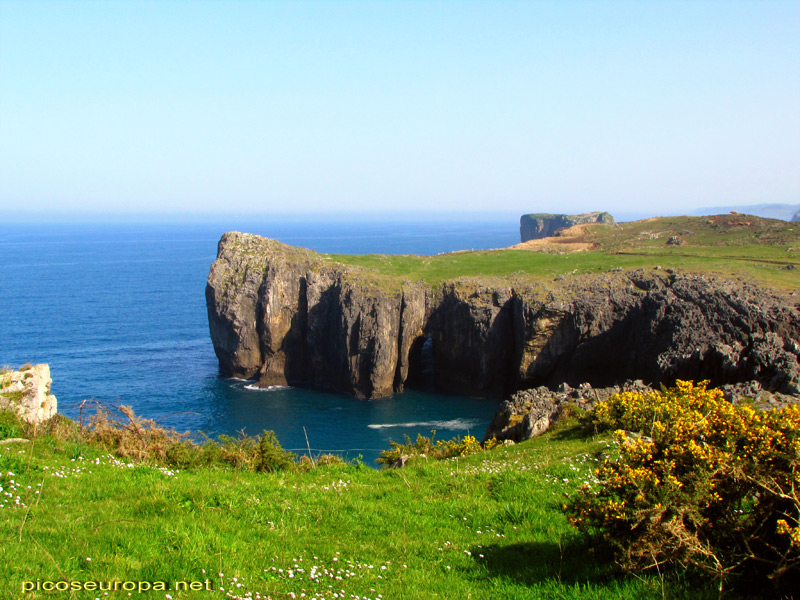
1, 0, 798, 221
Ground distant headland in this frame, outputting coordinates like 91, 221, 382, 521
519, 211, 615, 242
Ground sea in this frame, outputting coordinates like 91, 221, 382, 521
0, 216, 520, 465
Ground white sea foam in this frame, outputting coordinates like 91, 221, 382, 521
244, 384, 291, 392
227, 377, 258, 383
368, 419, 481, 431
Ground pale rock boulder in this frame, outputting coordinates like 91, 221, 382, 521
0, 364, 58, 424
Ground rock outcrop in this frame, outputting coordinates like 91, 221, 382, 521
483, 379, 800, 444
0, 364, 58, 424
483, 381, 652, 443
207, 232, 800, 400
206, 233, 426, 398
520, 211, 615, 242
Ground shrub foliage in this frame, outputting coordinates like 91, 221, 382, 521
376, 431, 484, 466
566, 380, 800, 594
1, 401, 311, 472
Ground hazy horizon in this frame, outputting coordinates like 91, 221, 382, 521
4, 203, 799, 226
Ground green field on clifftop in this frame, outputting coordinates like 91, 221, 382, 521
327, 214, 800, 291
0, 410, 718, 600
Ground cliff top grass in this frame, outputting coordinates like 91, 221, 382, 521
326, 214, 800, 292
0, 406, 718, 600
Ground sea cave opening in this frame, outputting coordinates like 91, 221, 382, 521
406, 336, 436, 392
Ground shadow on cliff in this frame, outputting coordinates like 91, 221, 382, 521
426, 292, 517, 398
522, 298, 768, 392
472, 539, 620, 588
520, 306, 650, 390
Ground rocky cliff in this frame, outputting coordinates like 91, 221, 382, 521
206, 232, 426, 398
520, 211, 615, 242
207, 232, 800, 399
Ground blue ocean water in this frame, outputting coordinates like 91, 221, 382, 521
0, 218, 517, 465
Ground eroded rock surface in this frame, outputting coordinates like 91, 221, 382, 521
484, 380, 800, 443
206, 232, 426, 398
0, 364, 58, 424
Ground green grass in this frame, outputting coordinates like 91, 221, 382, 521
329, 246, 800, 291
325, 214, 800, 291
0, 411, 720, 600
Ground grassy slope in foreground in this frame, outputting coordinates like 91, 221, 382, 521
326, 214, 800, 292
0, 417, 718, 600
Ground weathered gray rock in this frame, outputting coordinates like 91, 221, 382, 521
483, 379, 800, 443
207, 234, 800, 400
718, 381, 800, 410
425, 281, 516, 397
206, 232, 426, 398
509, 271, 800, 394
0, 364, 58, 424
519, 211, 615, 242
483, 381, 651, 442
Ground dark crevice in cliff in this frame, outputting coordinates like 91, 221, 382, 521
406, 336, 436, 392
282, 276, 309, 386
488, 297, 517, 398
356, 336, 375, 399
255, 277, 270, 370
392, 292, 407, 393
404, 336, 429, 390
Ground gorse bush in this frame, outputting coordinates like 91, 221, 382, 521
256, 430, 297, 471
566, 380, 800, 596
376, 431, 483, 466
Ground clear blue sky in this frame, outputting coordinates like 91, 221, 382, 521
1, 1, 798, 220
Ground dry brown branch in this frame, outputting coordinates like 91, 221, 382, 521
29, 535, 68, 582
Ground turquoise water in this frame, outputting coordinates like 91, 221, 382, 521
0, 218, 516, 464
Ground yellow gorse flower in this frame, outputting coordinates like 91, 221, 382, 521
565, 380, 800, 586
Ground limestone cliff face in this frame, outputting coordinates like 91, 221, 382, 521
520, 211, 615, 242
0, 364, 58, 424
207, 233, 800, 399
506, 272, 800, 393
425, 281, 516, 397
206, 232, 426, 398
